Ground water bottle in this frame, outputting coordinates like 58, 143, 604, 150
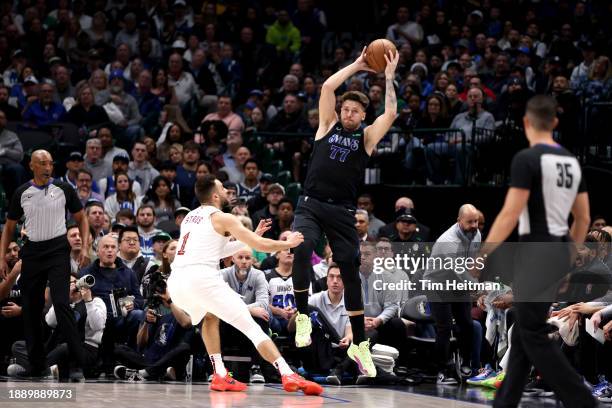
185, 354, 193, 383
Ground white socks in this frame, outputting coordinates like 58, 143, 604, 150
273, 357, 293, 376
210, 354, 227, 377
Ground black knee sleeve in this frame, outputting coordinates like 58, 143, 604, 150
337, 258, 363, 312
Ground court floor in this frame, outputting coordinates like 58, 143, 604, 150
0, 379, 565, 407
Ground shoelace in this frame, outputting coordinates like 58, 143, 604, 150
296, 315, 310, 337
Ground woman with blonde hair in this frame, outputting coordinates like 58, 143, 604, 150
89, 69, 108, 96
578, 56, 612, 103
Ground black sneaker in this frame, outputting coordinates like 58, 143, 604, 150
437, 370, 459, 386
326, 367, 343, 385
249, 365, 265, 384
523, 377, 554, 397
113, 365, 144, 381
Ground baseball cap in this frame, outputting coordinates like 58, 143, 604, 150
172, 39, 186, 49
68, 151, 84, 161
470, 10, 484, 19
245, 100, 257, 110
579, 40, 595, 52
249, 89, 263, 97
48, 56, 63, 65
24, 75, 38, 85
11, 49, 25, 59
267, 183, 285, 195
111, 222, 126, 233
508, 77, 523, 86
396, 213, 417, 224
456, 39, 471, 49
109, 69, 124, 81
517, 46, 531, 55
174, 207, 190, 217
260, 173, 275, 183
223, 181, 237, 191
174, 0, 187, 6
113, 154, 130, 163
152, 231, 172, 242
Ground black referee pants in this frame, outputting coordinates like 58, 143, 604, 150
19, 235, 85, 375
493, 242, 596, 408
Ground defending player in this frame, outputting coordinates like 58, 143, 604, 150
167, 175, 322, 395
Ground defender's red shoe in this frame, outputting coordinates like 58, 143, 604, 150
281, 373, 323, 395
210, 373, 247, 392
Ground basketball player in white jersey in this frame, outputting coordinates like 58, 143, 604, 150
167, 175, 323, 395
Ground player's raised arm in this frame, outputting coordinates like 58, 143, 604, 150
212, 212, 303, 253
317, 47, 375, 139
364, 50, 399, 154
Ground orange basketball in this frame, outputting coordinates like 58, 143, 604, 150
365, 39, 398, 73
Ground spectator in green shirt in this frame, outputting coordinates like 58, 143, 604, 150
266, 10, 301, 54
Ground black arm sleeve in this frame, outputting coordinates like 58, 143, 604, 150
509, 149, 533, 190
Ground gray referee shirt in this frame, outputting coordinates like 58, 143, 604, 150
7, 179, 82, 242
221, 265, 269, 311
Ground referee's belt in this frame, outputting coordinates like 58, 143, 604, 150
304, 195, 353, 207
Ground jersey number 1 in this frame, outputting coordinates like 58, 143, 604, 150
177, 232, 190, 255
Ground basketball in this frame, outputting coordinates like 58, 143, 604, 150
365, 39, 398, 73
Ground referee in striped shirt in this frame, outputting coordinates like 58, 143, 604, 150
0, 150, 90, 377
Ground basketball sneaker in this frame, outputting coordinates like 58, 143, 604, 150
467, 364, 496, 386
437, 370, 459, 385
481, 371, 505, 389
347, 340, 377, 377
295, 313, 312, 347
281, 373, 323, 395
523, 377, 554, 397
210, 373, 247, 392
597, 385, 612, 403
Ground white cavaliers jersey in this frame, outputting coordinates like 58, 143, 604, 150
171, 205, 230, 269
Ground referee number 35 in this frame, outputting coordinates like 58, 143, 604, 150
556, 163, 574, 189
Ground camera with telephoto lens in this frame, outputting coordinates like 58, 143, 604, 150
76, 274, 95, 290
146, 271, 168, 310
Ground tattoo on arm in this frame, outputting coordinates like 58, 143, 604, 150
385, 78, 396, 112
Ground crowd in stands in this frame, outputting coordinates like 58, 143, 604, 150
0, 0, 611, 401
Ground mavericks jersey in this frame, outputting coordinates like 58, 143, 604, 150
266, 269, 295, 309
304, 122, 370, 204
510, 144, 586, 238
171, 205, 230, 269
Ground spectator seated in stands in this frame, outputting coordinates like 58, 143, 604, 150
265, 236, 298, 336
202, 95, 245, 133
8, 274, 106, 380
66, 85, 110, 133
95, 69, 142, 148
289, 263, 354, 383
113, 239, 193, 381
0, 110, 26, 197
424, 87, 495, 184
84, 137, 112, 182
22, 81, 66, 128
220, 246, 271, 383
103, 172, 144, 219
142, 176, 181, 225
